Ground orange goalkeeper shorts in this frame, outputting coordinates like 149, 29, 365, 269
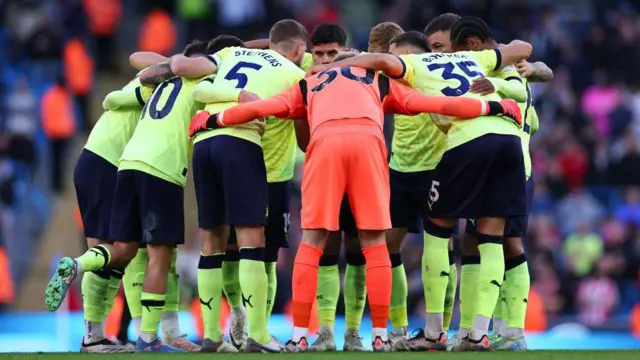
301, 130, 391, 231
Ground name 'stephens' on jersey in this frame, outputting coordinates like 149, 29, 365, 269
232, 50, 283, 67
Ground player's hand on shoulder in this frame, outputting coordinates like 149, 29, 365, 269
189, 110, 219, 138
238, 90, 261, 104
516, 60, 534, 77
470, 78, 496, 95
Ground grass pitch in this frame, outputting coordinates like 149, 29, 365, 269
1, 351, 639, 360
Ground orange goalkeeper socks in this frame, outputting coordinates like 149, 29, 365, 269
363, 243, 392, 329
292, 243, 323, 329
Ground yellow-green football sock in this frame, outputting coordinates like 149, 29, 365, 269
164, 249, 179, 313
492, 289, 506, 335
265, 261, 277, 321
475, 234, 505, 332
239, 247, 270, 344
317, 254, 340, 328
443, 252, 457, 331
222, 251, 242, 308
198, 253, 224, 341
389, 253, 408, 329
504, 254, 530, 330
123, 249, 147, 320
140, 292, 165, 342
76, 245, 111, 272
103, 268, 124, 316
82, 269, 110, 323
162, 249, 181, 341
459, 256, 481, 334
344, 253, 366, 330
422, 222, 453, 334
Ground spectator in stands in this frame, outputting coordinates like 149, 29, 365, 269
564, 221, 604, 278
24, 14, 63, 62
557, 188, 605, 234
41, 77, 76, 194
84, 0, 122, 73
614, 188, 640, 227
63, 38, 94, 134
576, 259, 619, 326
138, 8, 177, 56
177, 0, 213, 44
3, 77, 37, 172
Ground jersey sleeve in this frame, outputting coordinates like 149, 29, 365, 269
192, 76, 242, 104
385, 79, 489, 119
382, 79, 421, 115
300, 53, 314, 72
220, 83, 307, 126
397, 54, 418, 86
102, 85, 151, 111
207, 46, 236, 67
470, 49, 502, 73
272, 82, 307, 119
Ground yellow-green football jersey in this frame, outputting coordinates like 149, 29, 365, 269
301, 52, 313, 72
399, 50, 521, 150
193, 47, 304, 149
119, 76, 203, 187
488, 66, 534, 179
84, 74, 151, 166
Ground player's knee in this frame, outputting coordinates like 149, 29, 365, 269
202, 227, 229, 255
112, 241, 140, 266
385, 228, 406, 253
146, 243, 175, 267
235, 225, 266, 248
460, 233, 480, 256
343, 233, 362, 254
503, 236, 524, 259
324, 231, 342, 255
358, 229, 386, 248
476, 217, 506, 236
301, 229, 329, 249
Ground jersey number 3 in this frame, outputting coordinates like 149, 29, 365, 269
427, 61, 482, 96
143, 77, 183, 120
225, 61, 263, 89
311, 67, 375, 92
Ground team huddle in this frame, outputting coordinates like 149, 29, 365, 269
44, 13, 552, 354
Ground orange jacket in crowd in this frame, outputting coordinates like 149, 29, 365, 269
0, 247, 14, 304
63, 39, 94, 95
41, 84, 76, 139
139, 9, 177, 56
83, 0, 122, 36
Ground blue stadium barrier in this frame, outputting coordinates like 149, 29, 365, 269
0, 312, 638, 352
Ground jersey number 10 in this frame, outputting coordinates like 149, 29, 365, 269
142, 77, 183, 120
427, 61, 483, 97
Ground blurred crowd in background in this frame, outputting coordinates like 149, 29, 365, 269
1, 0, 640, 331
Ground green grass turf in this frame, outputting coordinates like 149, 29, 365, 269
1, 352, 639, 360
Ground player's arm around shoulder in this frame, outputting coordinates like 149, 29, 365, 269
129, 52, 168, 70
192, 77, 242, 104
306, 53, 405, 79
102, 86, 150, 110
139, 62, 173, 87
170, 54, 218, 79
495, 40, 533, 68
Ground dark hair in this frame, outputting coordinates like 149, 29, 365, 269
450, 16, 495, 47
269, 19, 308, 44
183, 40, 208, 56
310, 23, 347, 47
207, 35, 245, 54
423, 13, 461, 36
390, 31, 429, 53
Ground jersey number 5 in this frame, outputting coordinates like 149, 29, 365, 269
311, 67, 375, 92
142, 77, 183, 120
225, 61, 263, 89
427, 61, 483, 96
